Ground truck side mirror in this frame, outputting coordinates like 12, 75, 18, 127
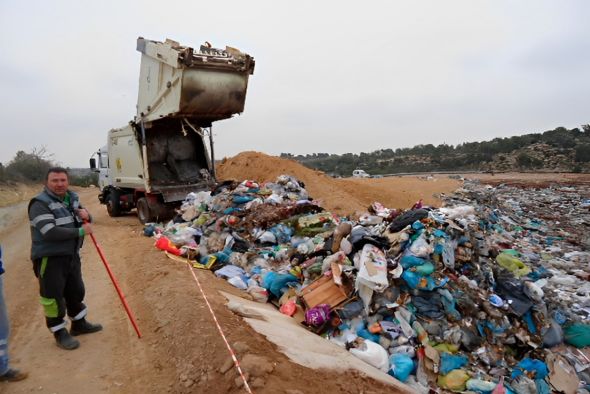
89, 158, 97, 170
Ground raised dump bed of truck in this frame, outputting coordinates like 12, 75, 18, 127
136, 37, 255, 123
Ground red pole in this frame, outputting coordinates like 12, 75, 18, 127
89, 233, 142, 338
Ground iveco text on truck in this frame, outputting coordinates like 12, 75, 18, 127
90, 38, 255, 223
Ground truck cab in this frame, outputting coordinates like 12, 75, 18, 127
89, 145, 110, 190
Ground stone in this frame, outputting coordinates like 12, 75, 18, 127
232, 341, 251, 354
219, 357, 234, 374
251, 377, 266, 389
240, 354, 274, 377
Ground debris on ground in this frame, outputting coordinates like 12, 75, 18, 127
145, 174, 590, 393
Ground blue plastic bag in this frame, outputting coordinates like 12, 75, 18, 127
511, 358, 549, 380
388, 353, 414, 382
233, 195, 254, 204
269, 224, 293, 244
262, 272, 299, 298
402, 271, 449, 291
440, 352, 468, 375
400, 254, 429, 269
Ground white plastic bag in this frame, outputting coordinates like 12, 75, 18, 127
349, 339, 389, 372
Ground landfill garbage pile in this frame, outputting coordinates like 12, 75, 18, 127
145, 175, 590, 393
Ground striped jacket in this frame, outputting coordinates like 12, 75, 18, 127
28, 188, 85, 261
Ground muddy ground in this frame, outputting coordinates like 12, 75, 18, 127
1, 156, 588, 393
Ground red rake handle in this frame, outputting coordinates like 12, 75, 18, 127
89, 232, 142, 338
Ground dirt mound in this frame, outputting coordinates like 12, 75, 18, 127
217, 152, 461, 215
217, 151, 328, 184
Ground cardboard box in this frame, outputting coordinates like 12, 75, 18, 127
301, 274, 348, 309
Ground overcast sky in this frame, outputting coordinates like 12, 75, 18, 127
1, 1, 589, 167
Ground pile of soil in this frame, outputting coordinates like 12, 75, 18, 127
217, 152, 460, 215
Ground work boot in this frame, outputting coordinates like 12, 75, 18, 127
54, 328, 80, 350
70, 318, 103, 336
0, 368, 28, 382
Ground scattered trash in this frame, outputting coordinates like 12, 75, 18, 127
144, 175, 590, 391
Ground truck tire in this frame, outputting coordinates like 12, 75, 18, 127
106, 189, 122, 217
136, 197, 153, 224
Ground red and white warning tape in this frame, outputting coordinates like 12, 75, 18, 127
185, 263, 254, 393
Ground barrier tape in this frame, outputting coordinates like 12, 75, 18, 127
185, 261, 253, 393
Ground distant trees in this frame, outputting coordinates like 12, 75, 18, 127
0, 147, 97, 186
2, 147, 54, 182
575, 144, 590, 163
290, 124, 590, 175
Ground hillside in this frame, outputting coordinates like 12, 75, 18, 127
287, 125, 590, 175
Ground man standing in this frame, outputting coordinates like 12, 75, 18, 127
28, 167, 102, 350
0, 245, 27, 381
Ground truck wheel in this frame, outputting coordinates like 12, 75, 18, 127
106, 189, 122, 217
136, 197, 153, 224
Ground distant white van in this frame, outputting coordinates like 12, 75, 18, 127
352, 169, 370, 178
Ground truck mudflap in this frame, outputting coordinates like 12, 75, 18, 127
157, 183, 215, 203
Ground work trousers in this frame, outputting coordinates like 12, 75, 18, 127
33, 255, 87, 332
0, 276, 10, 374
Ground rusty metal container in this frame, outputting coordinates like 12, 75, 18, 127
136, 38, 255, 124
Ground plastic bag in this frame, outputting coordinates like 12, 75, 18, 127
305, 304, 331, 326
227, 276, 248, 290
440, 352, 468, 375
511, 358, 549, 380
402, 271, 448, 291
388, 353, 414, 382
400, 254, 429, 269
247, 285, 269, 303
438, 205, 475, 219
349, 339, 389, 372
496, 253, 531, 277
154, 236, 182, 255
564, 323, 590, 348
437, 369, 470, 392
409, 234, 433, 257
542, 318, 563, 348
279, 300, 297, 316
523, 281, 544, 303
412, 262, 435, 276
356, 244, 389, 290
262, 272, 299, 298
466, 378, 497, 393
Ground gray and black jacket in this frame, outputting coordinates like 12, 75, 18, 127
28, 188, 89, 261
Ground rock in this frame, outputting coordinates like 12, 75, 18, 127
200, 370, 216, 383
251, 377, 265, 389
232, 341, 251, 354
183, 379, 194, 388
240, 354, 274, 377
219, 357, 234, 374
234, 373, 249, 388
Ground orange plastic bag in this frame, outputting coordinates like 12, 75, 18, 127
155, 237, 182, 256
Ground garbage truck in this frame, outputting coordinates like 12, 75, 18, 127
90, 37, 255, 223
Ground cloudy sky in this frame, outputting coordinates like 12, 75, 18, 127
1, 1, 589, 167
